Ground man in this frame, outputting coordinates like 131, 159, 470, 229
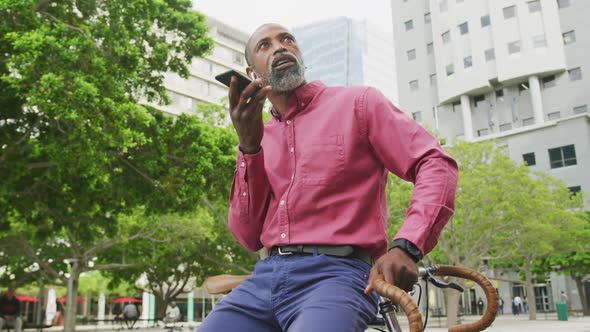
122, 302, 138, 328
0, 287, 22, 332
198, 23, 457, 332
164, 301, 180, 324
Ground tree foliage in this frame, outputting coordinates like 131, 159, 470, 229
0, 1, 219, 331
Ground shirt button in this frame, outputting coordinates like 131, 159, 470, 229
300, 103, 305, 107
240, 162, 245, 167
242, 192, 247, 197
290, 147, 294, 153
286, 120, 291, 124
280, 199, 285, 205
280, 233, 286, 239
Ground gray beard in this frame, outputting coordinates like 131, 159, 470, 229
268, 63, 305, 93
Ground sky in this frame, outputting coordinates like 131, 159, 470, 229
192, 0, 394, 35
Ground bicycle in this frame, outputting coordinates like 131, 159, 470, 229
203, 264, 498, 332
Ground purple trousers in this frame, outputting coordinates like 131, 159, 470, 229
198, 252, 379, 332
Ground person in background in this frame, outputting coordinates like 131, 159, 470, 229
52, 303, 65, 326
164, 301, 181, 325
0, 287, 22, 332
122, 302, 138, 328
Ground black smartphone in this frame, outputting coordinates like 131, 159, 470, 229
215, 69, 252, 92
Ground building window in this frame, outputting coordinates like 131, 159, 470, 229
528, 0, 541, 13
533, 34, 547, 48
446, 63, 455, 76
463, 55, 473, 68
548, 144, 577, 168
232, 52, 244, 65
522, 117, 535, 126
459, 22, 469, 35
557, 0, 570, 9
519, 82, 530, 94
407, 49, 416, 61
405, 20, 414, 31
499, 123, 512, 131
523, 152, 536, 166
473, 94, 485, 107
477, 128, 490, 137
481, 15, 491, 27
439, 0, 448, 13
485, 48, 495, 61
496, 89, 504, 101
503, 6, 516, 19
427, 42, 434, 54
547, 111, 561, 120
542, 75, 556, 88
430, 73, 437, 86
409, 80, 419, 91
568, 186, 582, 196
573, 105, 588, 114
508, 41, 521, 54
424, 13, 431, 24
412, 111, 422, 122
442, 31, 451, 44
568, 67, 582, 81
563, 30, 576, 44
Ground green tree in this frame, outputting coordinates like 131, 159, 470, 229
396, 139, 584, 325
0, 1, 215, 331
501, 172, 584, 320
532, 211, 590, 316
104, 206, 257, 318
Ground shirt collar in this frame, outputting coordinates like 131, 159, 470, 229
271, 80, 326, 120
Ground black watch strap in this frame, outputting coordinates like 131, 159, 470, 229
389, 238, 423, 263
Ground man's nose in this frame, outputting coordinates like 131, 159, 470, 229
272, 46, 288, 57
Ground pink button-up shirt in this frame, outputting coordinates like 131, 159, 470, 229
229, 81, 458, 259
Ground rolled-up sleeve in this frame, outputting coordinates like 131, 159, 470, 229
363, 87, 458, 255
228, 148, 271, 251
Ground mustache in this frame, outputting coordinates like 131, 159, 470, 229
269, 51, 303, 70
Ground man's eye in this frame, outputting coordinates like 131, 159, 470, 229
258, 42, 269, 50
283, 36, 294, 43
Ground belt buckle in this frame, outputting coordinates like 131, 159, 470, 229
277, 247, 293, 255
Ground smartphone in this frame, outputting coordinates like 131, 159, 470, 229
215, 69, 252, 92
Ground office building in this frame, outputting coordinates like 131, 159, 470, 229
293, 17, 399, 103
391, 0, 589, 314
152, 17, 249, 116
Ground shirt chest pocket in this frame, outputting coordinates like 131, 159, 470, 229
299, 135, 345, 186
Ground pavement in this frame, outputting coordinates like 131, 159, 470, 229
46, 314, 590, 331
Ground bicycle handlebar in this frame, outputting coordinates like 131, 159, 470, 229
372, 265, 498, 332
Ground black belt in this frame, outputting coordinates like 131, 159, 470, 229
270, 245, 373, 265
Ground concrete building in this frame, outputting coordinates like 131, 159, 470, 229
293, 17, 399, 104
392, 0, 589, 314
152, 17, 249, 116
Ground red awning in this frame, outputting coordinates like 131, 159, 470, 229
16, 295, 39, 303
56, 296, 86, 303
113, 297, 142, 304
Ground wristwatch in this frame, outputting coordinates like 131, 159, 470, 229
389, 239, 423, 263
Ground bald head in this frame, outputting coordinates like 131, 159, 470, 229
245, 23, 291, 66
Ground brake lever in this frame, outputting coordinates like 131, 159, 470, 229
423, 272, 464, 293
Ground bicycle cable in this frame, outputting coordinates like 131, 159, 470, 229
423, 279, 430, 330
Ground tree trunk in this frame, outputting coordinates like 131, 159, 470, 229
523, 263, 537, 320
64, 261, 82, 332
573, 276, 589, 316
444, 286, 462, 327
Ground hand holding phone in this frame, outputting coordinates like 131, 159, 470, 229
216, 69, 272, 154
215, 69, 252, 92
